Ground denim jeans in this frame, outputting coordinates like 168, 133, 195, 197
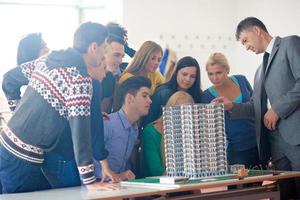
0, 145, 50, 193
41, 152, 81, 188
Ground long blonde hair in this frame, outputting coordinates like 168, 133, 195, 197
123, 41, 162, 75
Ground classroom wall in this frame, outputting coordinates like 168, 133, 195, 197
123, 0, 300, 90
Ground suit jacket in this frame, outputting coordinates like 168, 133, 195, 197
230, 36, 300, 161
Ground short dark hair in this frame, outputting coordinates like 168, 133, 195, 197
119, 76, 151, 105
235, 17, 268, 40
17, 33, 45, 65
73, 22, 108, 53
106, 22, 127, 45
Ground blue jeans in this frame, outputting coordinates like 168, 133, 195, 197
41, 152, 81, 188
0, 145, 50, 193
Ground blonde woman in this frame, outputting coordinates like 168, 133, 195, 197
201, 52, 259, 168
140, 91, 194, 177
118, 40, 164, 94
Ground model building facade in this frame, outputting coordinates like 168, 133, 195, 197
163, 104, 227, 178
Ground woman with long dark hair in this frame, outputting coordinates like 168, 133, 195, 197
142, 56, 202, 126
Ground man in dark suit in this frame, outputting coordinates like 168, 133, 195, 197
214, 17, 300, 199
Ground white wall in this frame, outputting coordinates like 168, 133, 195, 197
81, 0, 123, 24
123, 0, 300, 90
235, 0, 300, 85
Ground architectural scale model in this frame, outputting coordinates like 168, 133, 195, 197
163, 103, 227, 178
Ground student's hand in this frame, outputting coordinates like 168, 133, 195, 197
85, 182, 119, 191
264, 108, 279, 131
100, 160, 121, 183
211, 96, 234, 110
102, 112, 110, 120
101, 169, 122, 183
120, 170, 135, 181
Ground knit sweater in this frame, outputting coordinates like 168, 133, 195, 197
0, 48, 99, 184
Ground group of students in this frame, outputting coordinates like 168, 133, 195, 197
1, 16, 300, 199
0, 20, 258, 192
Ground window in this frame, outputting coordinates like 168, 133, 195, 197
0, 0, 123, 114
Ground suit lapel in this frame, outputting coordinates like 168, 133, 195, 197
265, 37, 281, 75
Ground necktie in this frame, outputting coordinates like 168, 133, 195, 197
263, 52, 270, 73
261, 52, 270, 113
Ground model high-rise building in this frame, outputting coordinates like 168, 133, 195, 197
163, 103, 227, 179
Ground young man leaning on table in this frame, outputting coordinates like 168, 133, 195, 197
95, 76, 152, 181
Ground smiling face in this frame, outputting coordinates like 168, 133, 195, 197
206, 64, 229, 87
176, 66, 197, 91
105, 41, 125, 74
239, 27, 265, 54
145, 50, 162, 73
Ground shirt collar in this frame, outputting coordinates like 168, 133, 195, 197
266, 36, 276, 54
118, 109, 138, 130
